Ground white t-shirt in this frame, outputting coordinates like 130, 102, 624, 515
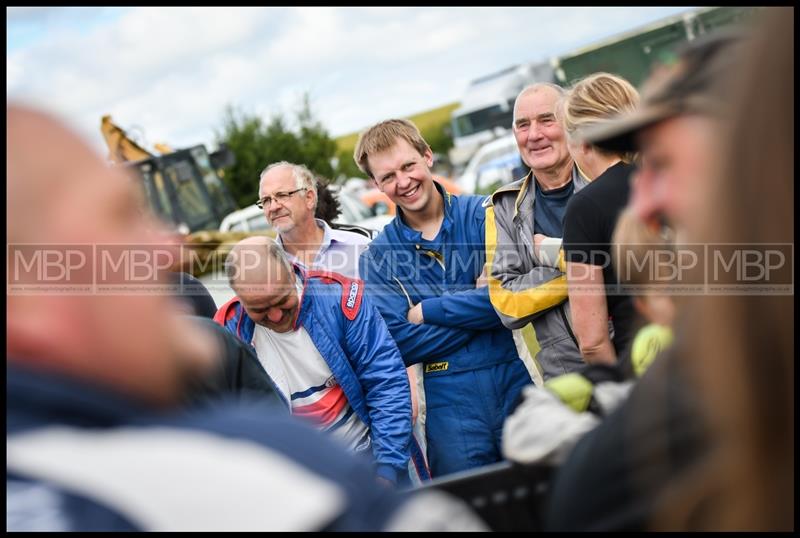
252, 323, 370, 453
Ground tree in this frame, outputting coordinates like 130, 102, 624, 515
334, 147, 365, 181
423, 123, 454, 156
295, 93, 337, 179
214, 106, 267, 208
215, 94, 339, 208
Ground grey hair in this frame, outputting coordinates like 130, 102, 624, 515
513, 82, 566, 125
259, 161, 319, 211
225, 237, 292, 290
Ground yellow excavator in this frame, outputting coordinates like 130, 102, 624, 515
100, 115, 154, 163
100, 115, 238, 234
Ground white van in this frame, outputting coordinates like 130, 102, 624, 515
449, 61, 554, 169
219, 189, 391, 234
218, 204, 272, 233
456, 135, 526, 194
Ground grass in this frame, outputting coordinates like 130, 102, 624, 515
334, 102, 460, 154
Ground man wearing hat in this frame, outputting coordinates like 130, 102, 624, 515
584, 30, 742, 234
498, 31, 746, 531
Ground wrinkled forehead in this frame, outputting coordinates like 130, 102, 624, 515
10, 110, 116, 197
236, 273, 297, 307
238, 280, 294, 298
10, 125, 144, 242
369, 138, 423, 168
515, 86, 560, 117
259, 166, 298, 194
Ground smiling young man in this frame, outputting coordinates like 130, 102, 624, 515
354, 119, 532, 478
484, 82, 590, 380
215, 236, 413, 486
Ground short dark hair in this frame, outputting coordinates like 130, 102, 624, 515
314, 177, 341, 223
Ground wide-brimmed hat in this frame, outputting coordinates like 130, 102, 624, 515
584, 30, 745, 153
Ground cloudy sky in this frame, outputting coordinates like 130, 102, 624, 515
7, 6, 694, 155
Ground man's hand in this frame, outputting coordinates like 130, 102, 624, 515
407, 303, 424, 325
534, 234, 563, 267
476, 264, 490, 288
533, 233, 548, 261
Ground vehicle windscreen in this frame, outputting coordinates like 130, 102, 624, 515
452, 98, 515, 138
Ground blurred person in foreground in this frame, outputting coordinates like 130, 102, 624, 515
5, 104, 487, 531
537, 10, 792, 531
611, 208, 677, 378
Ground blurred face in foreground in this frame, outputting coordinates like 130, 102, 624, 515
631, 115, 719, 232
7, 106, 217, 407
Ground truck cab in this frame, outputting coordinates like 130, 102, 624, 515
130, 145, 238, 233
101, 115, 238, 233
449, 62, 554, 171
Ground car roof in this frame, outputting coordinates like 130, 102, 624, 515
219, 204, 265, 231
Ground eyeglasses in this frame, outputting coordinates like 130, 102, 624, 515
256, 188, 307, 209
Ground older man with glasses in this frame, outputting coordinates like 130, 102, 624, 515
257, 162, 370, 279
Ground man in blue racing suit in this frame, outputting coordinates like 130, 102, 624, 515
354, 119, 534, 477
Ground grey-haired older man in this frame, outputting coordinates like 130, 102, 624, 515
258, 162, 369, 279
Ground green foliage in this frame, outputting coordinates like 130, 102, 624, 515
295, 93, 337, 179
215, 95, 339, 208
214, 107, 266, 208
217, 97, 460, 201
424, 126, 453, 156
406, 102, 459, 155
334, 147, 365, 180
334, 132, 361, 155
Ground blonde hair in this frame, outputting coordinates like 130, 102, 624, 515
612, 208, 676, 287
353, 119, 430, 179
558, 72, 640, 162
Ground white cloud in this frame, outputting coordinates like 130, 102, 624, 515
7, 6, 695, 156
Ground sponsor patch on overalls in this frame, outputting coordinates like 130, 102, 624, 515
346, 282, 358, 309
340, 280, 363, 320
425, 361, 449, 373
